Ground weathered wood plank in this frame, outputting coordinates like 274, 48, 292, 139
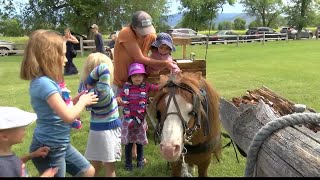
220, 97, 320, 177
146, 59, 206, 84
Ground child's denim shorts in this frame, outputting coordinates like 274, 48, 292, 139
29, 136, 91, 177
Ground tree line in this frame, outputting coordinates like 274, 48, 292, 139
1, 0, 319, 38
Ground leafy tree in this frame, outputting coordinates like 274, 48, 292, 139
240, 0, 283, 27
0, 0, 26, 36
248, 19, 262, 28
218, 21, 233, 30
21, 0, 169, 37
283, 0, 318, 39
233, 17, 246, 30
0, 18, 24, 36
179, 0, 236, 31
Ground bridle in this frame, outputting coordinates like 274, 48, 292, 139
154, 75, 203, 145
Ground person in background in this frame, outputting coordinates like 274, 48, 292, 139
0, 106, 58, 177
117, 63, 163, 171
78, 52, 122, 177
90, 24, 106, 54
147, 32, 181, 75
64, 28, 79, 76
20, 29, 98, 177
105, 32, 118, 60
113, 10, 177, 162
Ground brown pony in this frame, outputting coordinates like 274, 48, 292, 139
150, 71, 222, 177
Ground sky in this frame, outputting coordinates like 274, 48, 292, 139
168, 1, 245, 15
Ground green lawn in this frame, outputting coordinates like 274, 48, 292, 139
0, 39, 319, 177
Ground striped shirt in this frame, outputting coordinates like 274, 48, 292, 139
120, 82, 159, 121
79, 63, 121, 131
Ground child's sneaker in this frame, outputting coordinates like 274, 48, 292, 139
137, 161, 144, 169
125, 164, 133, 171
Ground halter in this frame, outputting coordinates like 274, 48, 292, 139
154, 75, 203, 145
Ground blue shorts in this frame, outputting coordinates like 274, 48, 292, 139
29, 136, 91, 177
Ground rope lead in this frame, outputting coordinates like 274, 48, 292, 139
244, 113, 320, 177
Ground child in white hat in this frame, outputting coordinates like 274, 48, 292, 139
0, 107, 58, 177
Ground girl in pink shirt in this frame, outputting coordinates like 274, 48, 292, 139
117, 63, 160, 171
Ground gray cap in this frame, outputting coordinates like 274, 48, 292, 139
131, 11, 156, 36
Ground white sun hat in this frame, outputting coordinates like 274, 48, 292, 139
0, 106, 37, 130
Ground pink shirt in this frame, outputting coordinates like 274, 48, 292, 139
147, 50, 181, 74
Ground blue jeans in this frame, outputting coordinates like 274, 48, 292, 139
29, 136, 91, 177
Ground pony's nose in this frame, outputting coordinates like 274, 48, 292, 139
159, 143, 181, 160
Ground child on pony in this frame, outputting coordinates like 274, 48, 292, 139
147, 32, 181, 75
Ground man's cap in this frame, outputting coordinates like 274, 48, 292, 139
131, 11, 156, 36
90, 24, 99, 30
151, 32, 176, 51
0, 107, 37, 130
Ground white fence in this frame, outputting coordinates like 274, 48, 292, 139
0, 32, 317, 56
78, 38, 112, 56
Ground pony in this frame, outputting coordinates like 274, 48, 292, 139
150, 71, 222, 177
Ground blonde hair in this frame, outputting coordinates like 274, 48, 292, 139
81, 52, 114, 85
20, 29, 65, 82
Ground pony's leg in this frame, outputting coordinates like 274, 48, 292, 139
170, 161, 182, 177
197, 155, 211, 177
197, 161, 210, 177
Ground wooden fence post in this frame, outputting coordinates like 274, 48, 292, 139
237, 35, 239, 47
80, 37, 84, 57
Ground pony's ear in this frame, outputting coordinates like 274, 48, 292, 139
194, 71, 202, 80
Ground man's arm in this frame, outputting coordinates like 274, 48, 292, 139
123, 40, 175, 70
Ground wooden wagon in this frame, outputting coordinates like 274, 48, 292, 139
219, 86, 320, 177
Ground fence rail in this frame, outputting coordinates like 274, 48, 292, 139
0, 32, 317, 56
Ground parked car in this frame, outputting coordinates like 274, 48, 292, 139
166, 28, 208, 43
209, 30, 245, 44
245, 27, 258, 35
280, 27, 313, 39
246, 27, 281, 41
0, 40, 17, 56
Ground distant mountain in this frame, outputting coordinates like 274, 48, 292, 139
166, 12, 256, 28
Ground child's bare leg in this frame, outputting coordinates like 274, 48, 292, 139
132, 143, 137, 159
104, 162, 116, 177
90, 160, 102, 177
81, 165, 95, 177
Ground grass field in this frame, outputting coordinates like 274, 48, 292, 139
0, 39, 319, 177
